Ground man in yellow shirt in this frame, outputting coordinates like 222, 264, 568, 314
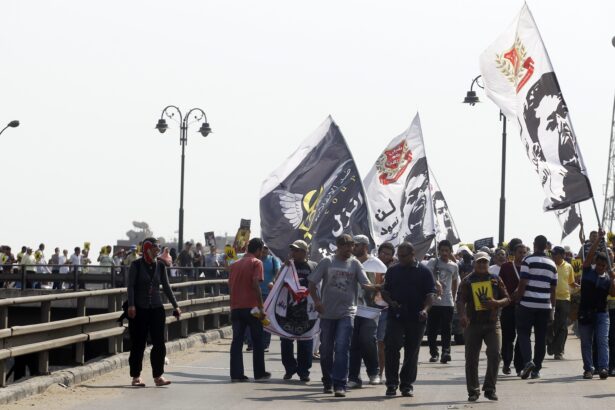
547, 246, 578, 360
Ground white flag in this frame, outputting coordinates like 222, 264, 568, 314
363, 113, 435, 257
479, 4, 592, 211
429, 168, 461, 245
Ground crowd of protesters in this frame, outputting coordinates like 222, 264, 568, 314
225, 229, 615, 402
0, 241, 228, 289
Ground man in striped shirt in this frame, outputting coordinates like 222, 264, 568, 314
514, 235, 557, 380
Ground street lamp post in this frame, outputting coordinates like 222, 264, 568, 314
0, 120, 19, 136
463, 75, 507, 247
155, 106, 211, 249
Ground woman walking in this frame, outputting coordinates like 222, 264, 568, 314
127, 237, 181, 387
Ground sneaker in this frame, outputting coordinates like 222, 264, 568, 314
386, 386, 397, 396
231, 375, 249, 382
468, 392, 480, 402
283, 372, 294, 380
530, 371, 541, 379
254, 372, 271, 381
401, 386, 414, 397
347, 380, 361, 389
554, 354, 563, 360
484, 391, 498, 401
599, 368, 609, 380
334, 388, 346, 397
609, 369, 615, 377
583, 371, 593, 379
502, 366, 511, 375
429, 353, 439, 363
520, 361, 535, 380
440, 354, 451, 364
299, 375, 311, 382
369, 375, 381, 385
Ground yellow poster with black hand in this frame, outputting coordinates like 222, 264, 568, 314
471, 281, 493, 311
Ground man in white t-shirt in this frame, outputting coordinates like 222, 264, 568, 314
488, 248, 507, 275
425, 240, 460, 364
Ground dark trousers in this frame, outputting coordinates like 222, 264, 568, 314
384, 318, 425, 390
280, 337, 313, 377
547, 300, 571, 356
500, 305, 523, 373
349, 316, 379, 382
427, 305, 454, 356
516, 305, 550, 371
464, 322, 501, 395
230, 308, 266, 379
610, 309, 615, 371
128, 306, 166, 378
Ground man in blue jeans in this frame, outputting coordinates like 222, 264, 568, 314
308, 234, 380, 398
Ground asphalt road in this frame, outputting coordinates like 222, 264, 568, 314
7, 331, 615, 410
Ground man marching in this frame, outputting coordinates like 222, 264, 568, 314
457, 251, 510, 402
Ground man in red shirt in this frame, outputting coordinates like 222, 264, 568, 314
229, 238, 270, 382
498, 242, 526, 376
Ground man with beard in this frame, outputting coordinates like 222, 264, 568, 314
308, 234, 380, 398
382, 242, 435, 397
280, 240, 317, 382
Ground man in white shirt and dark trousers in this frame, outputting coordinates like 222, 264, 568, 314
514, 235, 557, 380
425, 240, 459, 364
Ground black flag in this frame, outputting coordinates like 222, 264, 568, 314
260, 116, 373, 262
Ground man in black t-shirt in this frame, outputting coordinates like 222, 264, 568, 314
381, 242, 436, 398
279, 240, 317, 382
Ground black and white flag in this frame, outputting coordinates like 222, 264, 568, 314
480, 4, 593, 212
429, 168, 461, 245
555, 203, 582, 240
260, 116, 373, 262
363, 113, 435, 258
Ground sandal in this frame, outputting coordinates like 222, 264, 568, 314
131, 378, 146, 387
154, 377, 171, 386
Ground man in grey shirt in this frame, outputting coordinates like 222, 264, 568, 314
425, 240, 460, 363
308, 234, 380, 398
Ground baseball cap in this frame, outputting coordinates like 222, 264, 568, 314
353, 235, 370, 245
289, 240, 309, 252
474, 251, 490, 262
474, 252, 491, 262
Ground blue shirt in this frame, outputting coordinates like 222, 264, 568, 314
580, 266, 611, 313
384, 262, 436, 322
260, 254, 280, 296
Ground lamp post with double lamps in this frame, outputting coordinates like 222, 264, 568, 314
463, 75, 507, 247
155, 106, 212, 249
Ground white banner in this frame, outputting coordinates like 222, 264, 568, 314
263, 263, 320, 340
363, 113, 435, 254
429, 168, 461, 245
479, 4, 592, 212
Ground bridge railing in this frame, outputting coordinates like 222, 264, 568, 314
0, 278, 230, 387
0, 264, 227, 290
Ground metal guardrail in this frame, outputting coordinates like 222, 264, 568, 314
0, 278, 230, 387
0, 264, 227, 290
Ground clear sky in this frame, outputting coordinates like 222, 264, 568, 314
1, 0, 614, 255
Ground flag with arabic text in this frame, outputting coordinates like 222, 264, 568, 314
260, 116, 373, 262
363, 113, 435, 258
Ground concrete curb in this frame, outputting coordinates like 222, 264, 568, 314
0, 326, 232, 405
